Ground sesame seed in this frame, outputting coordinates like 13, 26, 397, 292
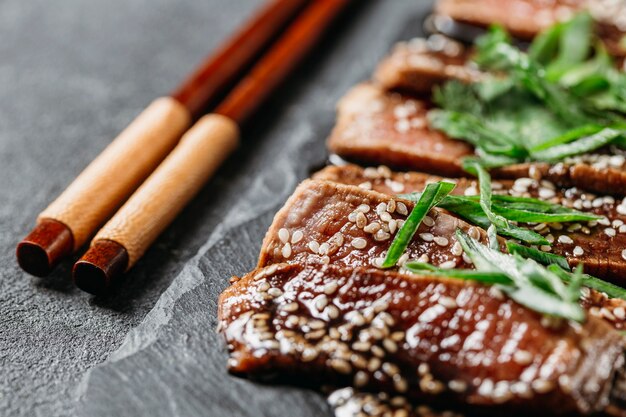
468, 227, 481, 240
268, 288, 283, 298
314, 295, 329, 311
352, 341, 371, 352
423, 216, 435, 227
419, 233, 434, 242
573, 246, 584, 256
538, 188, 555, 199
281, 243, 292, 258
531, 379, 555, 394
308, 241, 320, 254
305, 329, 326, 340
388, 220, 397, 234
387, 200, 396, 213
257, 281, 270, 292
374, 230, 391, 241
614, 307, 626, 320
291, 230, 303, 244
417, 363, 430, 376
351, 237, 367, 249
622, 249, 626, 261
557, 235, 574, 244
376, 203, 387, 214
321, 255, 330, 264
451, 241, 463, 256
448, 379, 467, 393
358, 181, 372, 190
380, 212, 392, 222
356, 212, 367, 228
513, 350, 533, 365
325, 305, 340, 320
356, 204, 371, 213
396, 202, 408, 215
438, 296, 457, 309
364, 222, 381, 234
605, 227, 616, 237
367, 358, 382, 373
354, 371, 369, 387
278, 228, 290, 243
318, 242, 330, 255
439, 260, 457, 269
383, 338, 398, 353
434, 236, 449, 247
301, 348, 318, 362
281, 302, 298, 312
394, 377, 409, 393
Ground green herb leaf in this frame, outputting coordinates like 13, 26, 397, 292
548, 265, 626, 301
403, 262, 512, 285
464, 160, 508, 229
456, 229, 585, 321
382, 182, 455, 268
530, 127, 624, 161
506, 241, 571, 271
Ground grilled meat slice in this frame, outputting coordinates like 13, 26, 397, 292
327, 81, 626, 197
314, 164, 626, 284
258, 179, 486, 271
219, 262, 626, 416
326, 83, 473, 177
374, 36, 481, 94
435, 0, 626, 58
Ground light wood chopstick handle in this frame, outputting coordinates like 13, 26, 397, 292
91, 113, 239, 268
40, 97, 191, 249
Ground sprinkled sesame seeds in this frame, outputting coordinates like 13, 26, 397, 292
513, 350, 533, 365
573, 246, 584, 256
434, 236, 449, 247
278, 228, 290, 243
423, 216, 435, 227
622, 249, 626, 261
281, 243, 292, 258
396, 202, 408, 215
448, 379, 467, 393
531, 379, 555, 394
268, 287, 283, 298
351, 237, 367, 249
291, 230, 303, 244
419, 233, 434, 242
438, 296, 457, 309
308, 240, 320, 254
557, 235, 574, 244
356, 212, 367, 228
439, 260, 457, 269
605, 228, 616, 238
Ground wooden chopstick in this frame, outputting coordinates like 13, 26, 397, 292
16, 0, 309, 277
72, 0, 352, 294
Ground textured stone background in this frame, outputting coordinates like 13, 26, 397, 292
0, 1, 431, 415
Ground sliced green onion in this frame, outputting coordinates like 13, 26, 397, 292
530, 127, 623, 162
464, 160, 508, 229
456, 229, 585, 321
548, 265, 626, 301
403, 262, 511, 285
382, 182, 455, 268
506, 241, 571, 271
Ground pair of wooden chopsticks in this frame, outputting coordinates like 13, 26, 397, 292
17, 0, 351, 294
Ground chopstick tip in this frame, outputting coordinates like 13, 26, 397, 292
16, 219, 73, 277
73, 240, 128, 295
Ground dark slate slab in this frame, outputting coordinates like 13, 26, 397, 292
0, 0, 432, 416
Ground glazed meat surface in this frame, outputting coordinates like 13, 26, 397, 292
258, 179, 488, 272
326, 83, 473, 177
219, 262, 626, 415
314, 164, 626, 283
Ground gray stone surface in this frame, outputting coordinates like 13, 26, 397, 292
0, 0, 432, 416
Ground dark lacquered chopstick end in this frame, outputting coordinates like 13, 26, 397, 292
17, 219, 74, 277
73, 240, 128, 295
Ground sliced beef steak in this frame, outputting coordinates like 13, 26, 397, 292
435, 0, 626, 58
326, 83, 473, 177
327, 81, 626, 197
374, 36, 481, 94
219, 262, 626, 416
258, 179, 488, 272
314, 164, 626, 284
